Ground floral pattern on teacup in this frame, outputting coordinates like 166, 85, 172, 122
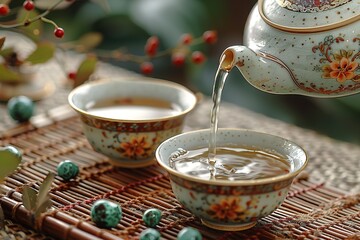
207, 196, 259, 222
111, 133, 155, 160
170, 180, 289, 227
83, 123, 183, 162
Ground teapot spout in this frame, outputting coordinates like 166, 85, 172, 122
220, 45, 309, 95
220, 46, 249, 71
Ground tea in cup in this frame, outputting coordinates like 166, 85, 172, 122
156, 128, 308, 231
68, 77, 197, 168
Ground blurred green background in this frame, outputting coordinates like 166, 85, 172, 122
46, 0, 359, 144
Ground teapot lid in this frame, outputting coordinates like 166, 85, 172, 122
259, 0, 360, 33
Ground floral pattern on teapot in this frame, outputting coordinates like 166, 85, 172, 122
277, 0, 352, 12
313, 35, 359, 84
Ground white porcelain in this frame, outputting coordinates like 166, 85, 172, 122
156, 128, 308, 231
221, 0, 360, 97
68, 77, 197, 168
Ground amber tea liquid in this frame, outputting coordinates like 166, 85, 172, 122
170, 146, 290, 180
86, 97, 181, 120
169, 53, 291, 180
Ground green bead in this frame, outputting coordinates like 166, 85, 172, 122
177, 227, 202, 240
90, 199, 122, 228
57, 160, 79, 181
139, 228, 161, 240
7, 96, 34, 122
142, 208, 162, 227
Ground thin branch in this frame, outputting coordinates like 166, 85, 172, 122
0, 0, 65, 28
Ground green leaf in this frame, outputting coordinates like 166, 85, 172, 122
24, 42, 55, 65
22, 186, 38, 212
36, 172, 54, 209
0, 146, 22, 181
0, 37, 5, 50
16, 9, 42, 42
34, 197, 52, 219
0, 65, 22, 83
74, 55, 97, 87
76, 32, 103, 52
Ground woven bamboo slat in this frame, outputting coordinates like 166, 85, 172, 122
0, 109, 359, 240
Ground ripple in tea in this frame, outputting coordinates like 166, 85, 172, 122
169, 146, 291, 180
86, 97, 182, 120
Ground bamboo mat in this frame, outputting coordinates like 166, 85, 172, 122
0, 58, 359, 239
0, 107, 359, 240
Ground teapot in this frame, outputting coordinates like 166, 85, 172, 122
221, 0, 360, 97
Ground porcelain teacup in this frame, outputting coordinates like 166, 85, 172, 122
156, 128, 308, 231
68, 77, 197, 168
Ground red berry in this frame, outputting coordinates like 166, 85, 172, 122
191, 51, 206, 64
23, 0, 35, 11
172, 52, 186, 67
180, 33, 193, 45
145, 36, 159, 57
54, 27, 65, 38
140, 62, 154, 75
0, 4, 10, 16
202, 30, 217, 44
67, 72, 77, 80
